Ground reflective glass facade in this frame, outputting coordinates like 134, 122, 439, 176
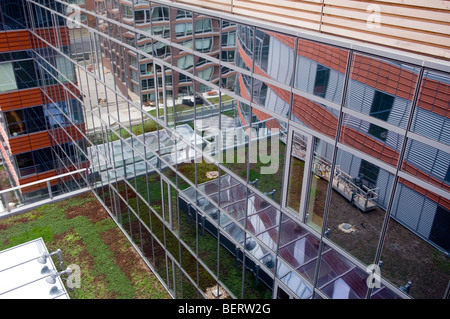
20, 0, 450, 299
0, 0, 88, 203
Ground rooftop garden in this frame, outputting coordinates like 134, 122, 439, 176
0, 192, 171, 299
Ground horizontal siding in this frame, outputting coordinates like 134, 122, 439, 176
172, 0, 450, 59
0, 27, 70, 54
0, 30, 32, 53
0, 84, 80, 112
0, 88, 43, 112
8, 124, 86, 155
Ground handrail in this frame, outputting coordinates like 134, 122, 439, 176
0, 168, 88, 196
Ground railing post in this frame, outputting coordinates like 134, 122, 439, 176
2, 193, 10, 212
47, 181, 53, 199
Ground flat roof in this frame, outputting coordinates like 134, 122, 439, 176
0, 238, 70, 299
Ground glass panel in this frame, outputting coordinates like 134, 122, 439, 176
5, 109, 26, 136
402, 138, 450, 190
277, 216, 315, 299
326, 148, 394, 265
307, 137, 334, 232
383, 181, 450, 299
410, 70, 450, 146
0, 63, 18, 92
291, 95, 339, 139
318, 247, 369, 299
339, 113, 404, 168
220, 20, 237, 64
14, 60, 38, 89
252, 76, 291, 118
253, 28, 295, 87
346, 53, 419, 129
295, 38, 349, 104
286, 131, 310, 215
249, 108, 287, 204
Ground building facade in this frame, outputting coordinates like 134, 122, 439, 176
15, 0, 450, 299
0, 0, 88, 203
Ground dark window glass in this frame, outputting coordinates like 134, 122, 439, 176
0, 53, 11, 62
13, 60, 38, 89
34, 148, 54, 173
358, 159, 380, 189
151, 7, 169, 21
24, 106, 46, 133
429, 206, 450, 251
445, 165, 450, 183
5, 110, 25, 136
176, 9, 192, 19
370, 91, 394, 121
70, 99, 84, 124
368, 91, 394, 141
134, 10, 148, 23
0, 0, 27, 29
313, 64, 330, 98
368, 123, 389, 142
16, 152, 35, 176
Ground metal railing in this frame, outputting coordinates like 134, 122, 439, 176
0, 168, 89, 214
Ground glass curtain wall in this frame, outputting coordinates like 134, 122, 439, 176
26, 0, 450, 299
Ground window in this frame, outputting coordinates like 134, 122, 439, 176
358, 160, 380, 189
56, 56, 75, 83
221, 50, 235, 62
0, 63, 18, 92
15, 148, 55, 177
69, 99, 84, 124
195, 18, 212, 33
197, 66, 213, 81
195, 38, 213, 53
153, 42, 171, 58
157, 75, 172, 86
121, 5, 133, 19
313, 64, 330, 98
222, 21, 235, 28
142, 92, 156, 102
131, 69, 139, 82
177, 55, 194, 70
5, 110, 25, 136
429, 206, 450, 251
138, 41, 153, 54
16, 152, 35, 176
255, 30, 270, 71
175, 22, 193, 38
0, 59, 38, 91
178, 86, 193, 96
445, 165, 450, 184
221, 31, 236, 47
141, 78, 155, 90
368, 91, 394, 141
152, 25, 170, 38
140, 63, 153, 75
176, 10, 192, 19
1, 0, 27, 29
370, 91, 394, 121
151, 6, 169, 21
45, 102, 70, 128
134, 9, 150, 23
178, 73, 191, 83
